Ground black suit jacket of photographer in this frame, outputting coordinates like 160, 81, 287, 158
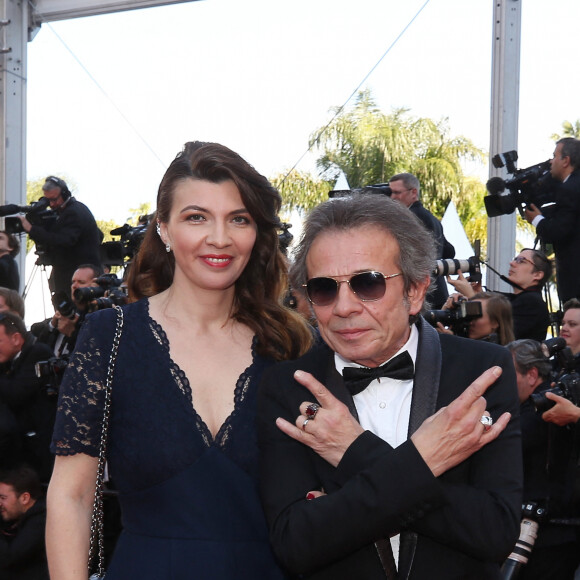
30, 314, 80, 358
408, 201, 455, 308
27, 197, 102, 298
535, 170, 580, 303
520, 384, 580, 552
0, 253, 19, 291
0, 334, 55, 481
501, 286, 550, 342
0, 497, 49, 580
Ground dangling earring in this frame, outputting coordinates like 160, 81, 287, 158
156, 221, 171, 253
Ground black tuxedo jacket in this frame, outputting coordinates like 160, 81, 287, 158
258, 318, 522, 579
535, 171, 580, 302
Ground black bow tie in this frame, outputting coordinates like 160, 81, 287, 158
342, 351, 414, 396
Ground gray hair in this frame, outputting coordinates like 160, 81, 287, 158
557, 137, 580, 170
290, 194, 435, 303
389, 172, 420, 195
506, 339, 551, 380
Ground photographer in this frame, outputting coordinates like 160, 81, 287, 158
17, 177, 102, 298
439, 291, 515, 345
448, 249, 551, 341
0, 231, 20, 291
524, 138, 580, 303
0, 313, 54, 482
560, 298, 580, 357
540, 299, 580, 427
0, 466, 49, 580
31, 264, 100, 358
507, 339, 580, 580
389, 172, 455, 308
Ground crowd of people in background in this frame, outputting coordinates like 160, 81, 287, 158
0, 136, 579, 579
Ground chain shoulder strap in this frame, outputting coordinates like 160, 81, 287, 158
88, 305, 124, 578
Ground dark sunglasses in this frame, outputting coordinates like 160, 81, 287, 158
303, 271, 402, 306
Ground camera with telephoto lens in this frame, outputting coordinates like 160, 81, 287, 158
74, 274, 128, 311
484, 150, 553, 219
328, 183, 392, 198
74, 285, 106, 304
530, 337, 580, 414
74, 274, 128, 312
500, 501, 547, 579
433, 256, 481, 280
424, 296, 483, 337
35, 357, 69, 396
92, 287, 128, 310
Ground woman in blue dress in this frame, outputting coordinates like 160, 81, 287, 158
46, 141, 313, 579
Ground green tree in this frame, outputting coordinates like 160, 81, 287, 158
457, 177, 488, 258
26, 177, 45, 205
309, 90, 485, 218
272, 170, 333, 215
551, 119, 580, 140
279, 89, 488, 249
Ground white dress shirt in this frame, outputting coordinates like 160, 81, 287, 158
334, 324, 419, 566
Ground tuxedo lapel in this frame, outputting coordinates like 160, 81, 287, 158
399, 317, 442, 580
408, 317, 442, 435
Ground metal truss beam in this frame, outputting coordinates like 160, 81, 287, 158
31, 0, 199, 24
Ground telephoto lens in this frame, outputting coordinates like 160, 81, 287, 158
500, 517, 539, 580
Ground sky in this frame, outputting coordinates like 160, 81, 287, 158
25, 0, 579, 227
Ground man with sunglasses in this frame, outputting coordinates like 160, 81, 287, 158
524, 137, 580, 303
389, 172, 455, 308
18, 176, 102, 299
258, 194, 521, 579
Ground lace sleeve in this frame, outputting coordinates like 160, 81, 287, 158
51, 309, 118, 457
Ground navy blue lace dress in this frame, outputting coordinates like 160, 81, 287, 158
51, 299, 286, 579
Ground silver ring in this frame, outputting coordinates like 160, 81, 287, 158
302, 418, 310, 431
305, 403, 320, 420
480, 415, 493, 431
